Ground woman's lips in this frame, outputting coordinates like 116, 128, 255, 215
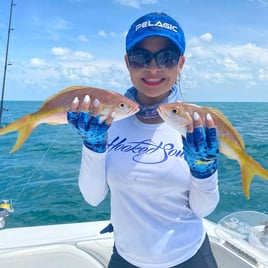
142, 77, 165, 86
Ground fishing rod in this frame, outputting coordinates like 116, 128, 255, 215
0, 0, 15, 127
0, 0, 16, 228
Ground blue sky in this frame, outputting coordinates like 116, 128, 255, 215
0, 0, 268, 101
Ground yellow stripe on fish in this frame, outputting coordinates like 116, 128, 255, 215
0, 86, 140, 153
157, 102, 268, 199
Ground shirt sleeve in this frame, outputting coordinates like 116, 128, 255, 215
78, 145, 109, 206
189, 171, 219, 218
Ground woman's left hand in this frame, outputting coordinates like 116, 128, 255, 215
182, 112, 219, 179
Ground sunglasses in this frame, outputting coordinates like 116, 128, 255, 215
127, 48, 181, 69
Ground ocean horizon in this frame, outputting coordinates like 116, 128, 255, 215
0, 101, 268, 229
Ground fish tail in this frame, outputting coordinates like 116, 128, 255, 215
0, 114, 36, 153
239, 152, 268, 199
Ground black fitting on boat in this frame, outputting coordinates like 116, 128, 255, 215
100, 223, 113, 234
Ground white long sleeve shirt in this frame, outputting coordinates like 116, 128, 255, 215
79, 115, 219, 268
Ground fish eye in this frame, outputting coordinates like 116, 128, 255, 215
172, 108, 178, 114
119, 103, 125, 108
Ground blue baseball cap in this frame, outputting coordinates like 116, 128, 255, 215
126, 12, 185, 55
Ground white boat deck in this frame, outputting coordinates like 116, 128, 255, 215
0, 219, 267, 268
0, 221, 112, 268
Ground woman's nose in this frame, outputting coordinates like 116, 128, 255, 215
145, 58, 161, 72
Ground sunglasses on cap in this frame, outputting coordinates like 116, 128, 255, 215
127, 48, 181, 69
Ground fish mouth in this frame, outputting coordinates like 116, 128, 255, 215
156, 106, 166, 120
130, 106, 140, 115
119, 105, 140, 120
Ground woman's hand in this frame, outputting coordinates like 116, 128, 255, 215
67, 95, 115, 153
182, 112, 219, 179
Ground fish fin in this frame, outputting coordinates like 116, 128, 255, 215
238, 151, 268, 199
40, 86, 86, 109
0, 114, 36, 153
220, 137, 268, 199
206, 106, 245, 149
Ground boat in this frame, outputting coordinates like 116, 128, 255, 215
0, 2, 267, 267
0, 208, 267, 268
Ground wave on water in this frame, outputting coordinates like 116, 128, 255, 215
0, 101, 268, 228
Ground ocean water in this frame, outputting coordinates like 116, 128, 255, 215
0, 101, 268, 229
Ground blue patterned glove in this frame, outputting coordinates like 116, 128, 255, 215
182, 126, 219, 179
67, 110, 110, 153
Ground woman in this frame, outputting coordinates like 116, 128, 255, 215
68, 12, 219, 268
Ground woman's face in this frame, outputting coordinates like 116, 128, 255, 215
125, 36, 185, 106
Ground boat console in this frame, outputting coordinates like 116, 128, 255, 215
215, 211, 268, 268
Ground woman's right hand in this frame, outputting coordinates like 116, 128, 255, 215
67, 95, 115, 153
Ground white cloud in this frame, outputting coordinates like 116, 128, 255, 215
98, 30, 107, 37
248, 0, 268, 6
200, 33, 213, 42
7, 48, 129, 100
203, 72, 223, 82
227, 43, 268, 65
98, 30, 124, 38
225, 72, 253, 81
30, 58, 48, 68
6, 36, 268, 101
116, 0, 158, 8
51, 47, 71, 56
73, 51, 94, 61
222, 58, 239, 70
52, 17, 72, 30
186, 38, 268, 80
77, 35, 88, 42
180, 35, 268, 101
258, 68, 268, 80
51, 47, 94, 61
31, 16, 73, 41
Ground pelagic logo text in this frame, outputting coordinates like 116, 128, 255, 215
135, 21, 178, 33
